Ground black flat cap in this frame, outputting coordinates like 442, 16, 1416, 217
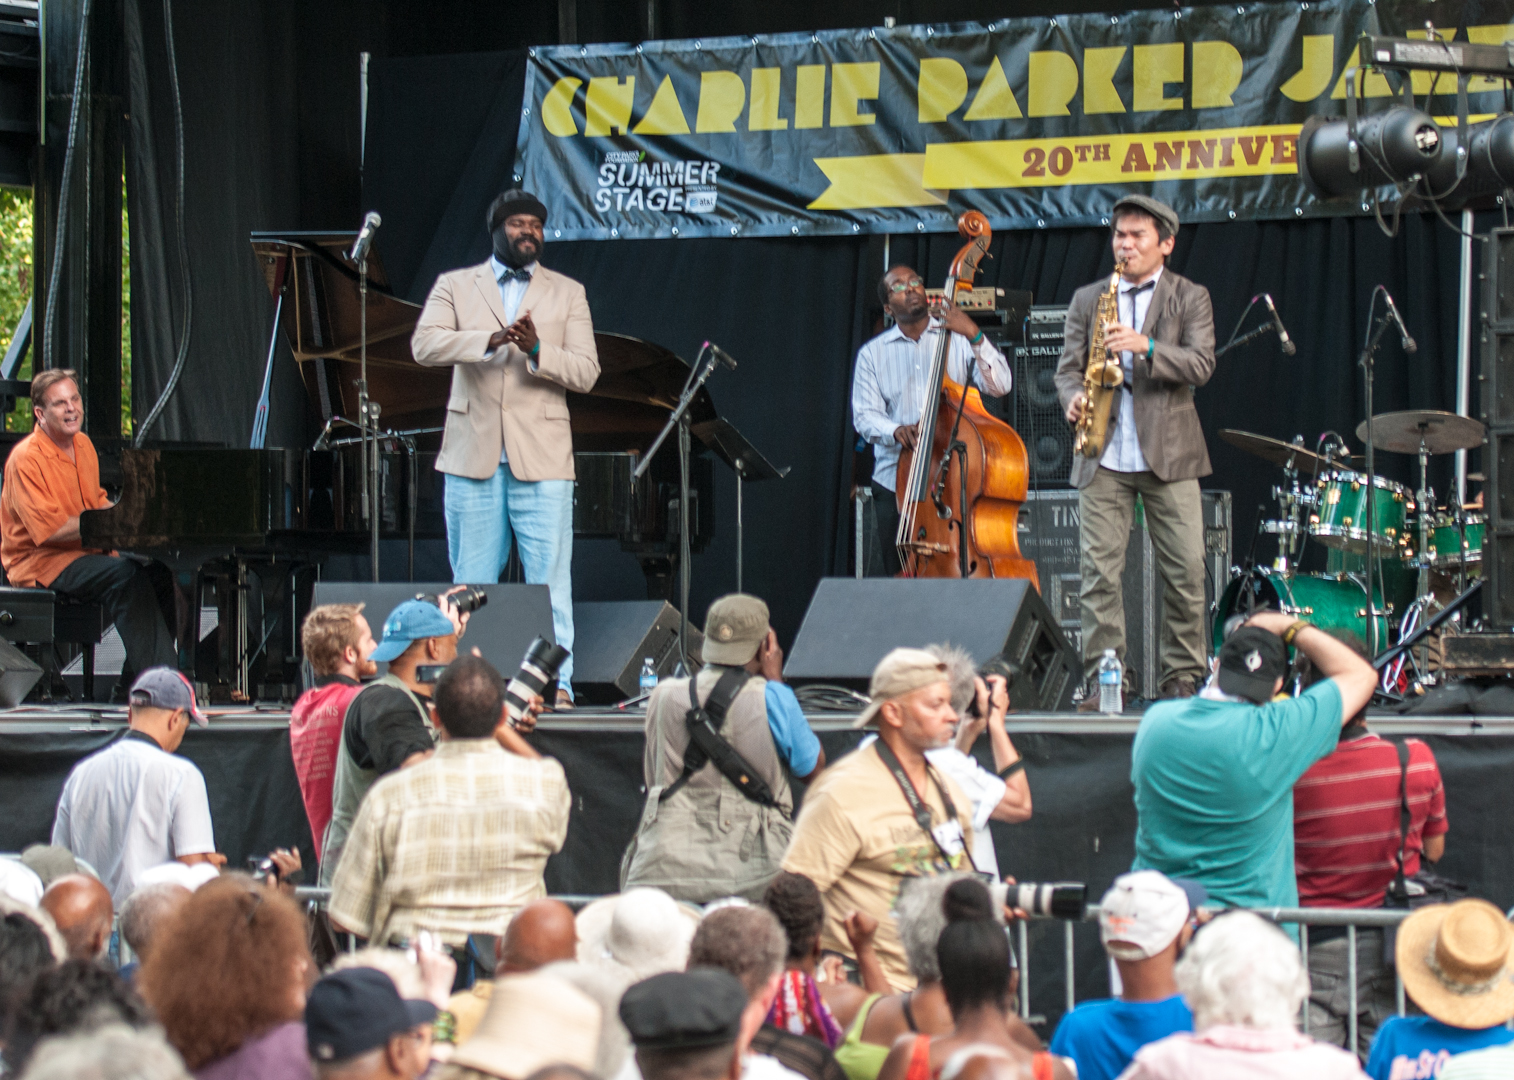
1111, 194, 1179, 237
305, 968, 437, 1065
489, 188, 549, 229
620, 969, 747, 1050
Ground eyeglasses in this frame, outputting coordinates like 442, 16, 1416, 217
888, 278, 925, 294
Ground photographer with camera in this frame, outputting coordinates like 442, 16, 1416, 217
622, 593, 824, 904
330, 653, 563, 976
320, 593, 471, 887
1130, 611, 1376, 923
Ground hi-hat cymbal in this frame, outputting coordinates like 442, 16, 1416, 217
1218, 429, 1360, 469
1356, 411, 1486, 455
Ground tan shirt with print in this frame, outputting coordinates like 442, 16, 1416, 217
781, 742, 975, 991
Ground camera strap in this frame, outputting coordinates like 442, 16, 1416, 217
874, 739, 975, 872
659, 669, 790, 819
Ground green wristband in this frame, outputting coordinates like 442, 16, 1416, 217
971, 330, 984, 345
1145, 339, 1155, 361
530, 341, 541, 358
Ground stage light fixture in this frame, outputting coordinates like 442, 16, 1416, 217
1423, 113, 1514, 203
1298, 107, 1442, 198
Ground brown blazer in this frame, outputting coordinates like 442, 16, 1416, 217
411, 261, 600, 481
1053, 267, 1216, 490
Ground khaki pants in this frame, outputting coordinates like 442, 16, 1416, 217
1078, 466, 1208, 688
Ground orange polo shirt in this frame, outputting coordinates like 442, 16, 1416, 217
1, 429, 110, 587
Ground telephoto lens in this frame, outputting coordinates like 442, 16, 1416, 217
417, 588, 489, 615
1012, 881, 1088, 920
505, 636, 570, 726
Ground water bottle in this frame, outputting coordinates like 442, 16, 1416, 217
1097, 649, 1123, 715
639, 658, 659, 696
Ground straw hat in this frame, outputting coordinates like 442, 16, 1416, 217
1397, 899, 1514, 1029
448, 971, 601, 1080
576, 888, 703, 983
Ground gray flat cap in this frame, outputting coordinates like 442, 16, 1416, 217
1111, 194, 1179, 236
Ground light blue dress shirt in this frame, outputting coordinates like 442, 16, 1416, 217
487, 255, 540, 464
851, 320, 1012, 492
1100, 267, 1161, 474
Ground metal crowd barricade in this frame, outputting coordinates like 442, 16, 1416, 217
1018, 904, 1412, 1054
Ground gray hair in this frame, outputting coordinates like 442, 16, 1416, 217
119, 884, 189, 958
895, 872, 978, 982
19, 1023, 189, 1080
1175, 911, 1309, 1031
926, 643, 976, 717
686, 906, 787, 999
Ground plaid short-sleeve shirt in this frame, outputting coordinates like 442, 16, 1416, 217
329, 738, 571, 946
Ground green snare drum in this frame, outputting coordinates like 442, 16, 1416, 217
1213, 569, 1388, 653
1310, 470, 1410, 553
1422, 514, 1485, 568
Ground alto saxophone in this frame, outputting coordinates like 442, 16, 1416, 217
1073, 261, 1127, 459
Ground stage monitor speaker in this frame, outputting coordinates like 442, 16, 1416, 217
308, 583, 554, 680
0, 637, 41, 707
572, 601, 705, 703
783, 578, 1078, 711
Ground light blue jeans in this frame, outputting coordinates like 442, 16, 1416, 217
444, 466, 575, 691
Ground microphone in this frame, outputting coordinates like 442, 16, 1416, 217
1260, 294, 1296, 356
1382, 290, 1417, 354
706, 342, 738, 370
349, 211, 382, 263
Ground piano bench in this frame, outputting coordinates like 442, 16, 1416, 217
0, 587, 105, 702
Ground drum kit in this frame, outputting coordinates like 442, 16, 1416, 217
1216, 410, 1487, 689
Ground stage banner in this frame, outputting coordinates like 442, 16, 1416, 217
514, 0, 1514, 240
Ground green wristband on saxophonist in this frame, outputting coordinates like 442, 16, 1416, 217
1145, 339, 1155, 360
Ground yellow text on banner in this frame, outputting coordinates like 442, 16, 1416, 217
922, 124, 1303, 191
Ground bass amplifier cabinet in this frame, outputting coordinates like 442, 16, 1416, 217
572, 600, 704, 703
1482, 229, 1514, 625
783, 578, 1078, 711
1011, 305, 1072, 487
1017, 490, 1232, 695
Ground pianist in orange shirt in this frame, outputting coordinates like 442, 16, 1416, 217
0, 369, 178, 696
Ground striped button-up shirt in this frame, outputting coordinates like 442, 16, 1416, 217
852, 320, 1012, 492
1100, 268, 1161, 474
328, 737, 571, 947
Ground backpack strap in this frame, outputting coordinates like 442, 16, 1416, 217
658, 668, 789, 818
1387, 738, 1412, 902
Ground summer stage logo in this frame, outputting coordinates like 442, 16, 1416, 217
594, 150, 720, 214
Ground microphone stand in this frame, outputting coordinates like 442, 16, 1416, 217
1359, 290, 1395, 654
635, 345, 722, 670
1215, 322, 1279, 358
357, 250, 382, 583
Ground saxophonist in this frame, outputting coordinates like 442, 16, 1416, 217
1054, 195, 1216, 708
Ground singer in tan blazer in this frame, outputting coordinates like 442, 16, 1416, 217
411, 189, 600, 704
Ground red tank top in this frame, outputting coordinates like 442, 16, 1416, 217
289, 680, 364, 859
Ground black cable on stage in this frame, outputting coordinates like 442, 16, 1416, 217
42, 0, 93, 374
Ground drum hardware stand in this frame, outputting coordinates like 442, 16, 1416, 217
1359, 290, 1399, 653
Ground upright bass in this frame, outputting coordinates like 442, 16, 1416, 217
894, 212, 1039, 587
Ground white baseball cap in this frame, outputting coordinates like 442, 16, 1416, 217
1099, 871, 1205, 961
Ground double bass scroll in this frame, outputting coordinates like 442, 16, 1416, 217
893, 212, 1039, 587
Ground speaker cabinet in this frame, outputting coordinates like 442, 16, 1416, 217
572, 601, 704, 703
1483, 230, 1514, 626
783, 578, 1078, 711
0, 637, 41, 707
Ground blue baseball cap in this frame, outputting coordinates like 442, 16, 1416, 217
370, 599, 456, 663
306, 968, 437, 1065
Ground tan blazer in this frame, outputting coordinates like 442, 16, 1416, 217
411, 261, 600, 481
1053, 267, 1216, 490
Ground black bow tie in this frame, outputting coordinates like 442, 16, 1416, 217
499, 267, 532, 284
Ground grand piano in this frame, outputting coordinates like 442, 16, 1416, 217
79, 232, 741, 699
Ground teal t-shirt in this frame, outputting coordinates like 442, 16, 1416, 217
1130, 679, 1343, 911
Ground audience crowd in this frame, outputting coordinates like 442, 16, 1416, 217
0, 592, 1509, 1080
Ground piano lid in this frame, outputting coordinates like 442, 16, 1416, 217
249, 233, 747, 467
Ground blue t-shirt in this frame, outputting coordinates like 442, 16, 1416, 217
1131, 680, 1343, 911
1366, 1016, 1514, 1080
1049, 995, 1193, 1080
765, 682, 821, 777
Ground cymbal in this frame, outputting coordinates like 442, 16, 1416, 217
1355, 411, 1486, 455
1218, 429, 1360, 469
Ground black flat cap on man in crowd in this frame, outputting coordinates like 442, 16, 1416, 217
620, 968, 748, 1050
305, 967, 437, 1067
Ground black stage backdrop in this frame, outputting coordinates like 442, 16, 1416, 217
5, 722, 1512, 1033
365, 49, 1487, 640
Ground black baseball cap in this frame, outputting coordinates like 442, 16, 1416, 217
620, 969, 747, 1051
305, 968, 437, 1065
1216, 627, 1289, 703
